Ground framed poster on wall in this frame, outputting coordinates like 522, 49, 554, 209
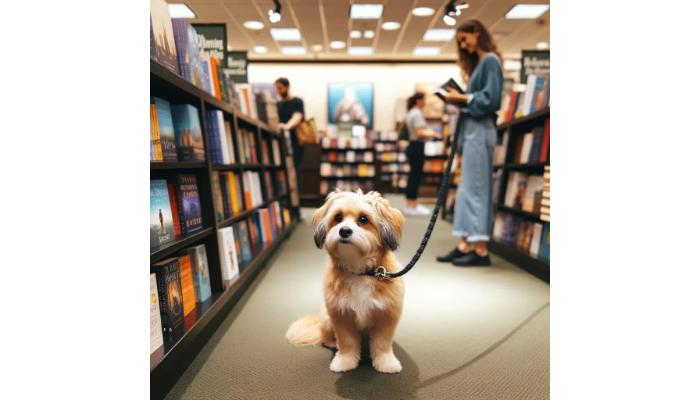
327, 82, 374, 128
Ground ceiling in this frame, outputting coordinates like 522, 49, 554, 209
172, 0, 550, 61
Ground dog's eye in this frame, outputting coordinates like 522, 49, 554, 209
358, 215, 369, 225
334, 213, 343, 223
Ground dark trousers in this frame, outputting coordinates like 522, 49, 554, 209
405, 140, 425, 200
292, 143, 304, 191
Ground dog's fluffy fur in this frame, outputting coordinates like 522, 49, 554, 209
285, 189, 405, 373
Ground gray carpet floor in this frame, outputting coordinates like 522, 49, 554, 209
165, 195, 550, 400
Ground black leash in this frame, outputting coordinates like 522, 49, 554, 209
370, 114, 465, 280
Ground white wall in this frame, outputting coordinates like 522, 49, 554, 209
248, 63, 464, 131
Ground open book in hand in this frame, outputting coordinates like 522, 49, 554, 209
434, 78, 466, 102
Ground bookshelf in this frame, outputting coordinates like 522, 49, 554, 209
319, 140, 377, 196
150, 59, 299, 398
441, 107, 550, 283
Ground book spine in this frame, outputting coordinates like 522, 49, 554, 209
151, 105, 163, 161
167, 183, 182, 236
219, 173, 231, 219
539, 119, 550, 163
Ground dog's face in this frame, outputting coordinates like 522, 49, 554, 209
311, 190, 404, 272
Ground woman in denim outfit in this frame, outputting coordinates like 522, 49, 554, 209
437, 20, 503, 267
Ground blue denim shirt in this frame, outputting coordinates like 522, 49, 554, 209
462, 53, 504, 119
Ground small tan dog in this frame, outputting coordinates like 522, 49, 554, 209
285, 189, 405, 373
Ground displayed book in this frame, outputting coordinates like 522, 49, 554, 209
186, 244, 212, 303
150, 0, 178, 73
175, 174, 203, 234
151, 97, 178, 161
235, 221, 253, 265
494, 132, 509, 166
210, 171, 225, 222
150, 104, 163, 161
522, 175, 545, 213
539, 223, 550, 263
540, 118, 550, 163
177, 254, 196, 316
529, 223, 544, 258
519, 132, 534, 163
283, 208, 291, 226
224, 171, 242, 216
171, 104, 205, 161
167, 183, 182, 236
205, 110, 234, 164
434, 78, 465, 103
247, 217, 260, 253
150, 180, 176, 248
504, 172, 528, 209
153, 257, 184, 337
258, 208, 273, 246
150, 273, 164, 354
217, 227, 240, 282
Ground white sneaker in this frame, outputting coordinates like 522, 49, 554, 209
415, 204, 432, 215
403, 207, 418, 216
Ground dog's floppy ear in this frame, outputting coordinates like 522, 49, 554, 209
310, 189, 340, 249
368, 192, 405, 251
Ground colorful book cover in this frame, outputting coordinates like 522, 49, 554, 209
150, 0, 178, 73
167, 183, 182, 236
242, 172, 253, 209
210, 56, 222, 99
247, 131, 258, 164
210, 171, 225, 222
247, 218, 260, 252
150, 273, 164, 354
529, 127, 544, 163
531, 76, 546, 113
171, 18, 190, 81
235, 221, 253, 264
232, 226, 243, 267
152, 97, 178, 161
215, 111, 231, 164
150, 105, 163, 161
540, 118, 550, 163
175, 175, 203, 235
171, 104, 206, 161
187, 25, 205, 89
283, 208, 291, 226
154, 257, 184, 337
226, 172, 240, 214
234, 173, 244, 211
205, 110, 222, 164
187, 244, 212, 303
150, 180, 175, 247
223, 120, 235, 165
258, 209, 273, 245
217, 227, 240, 282
539, 223, 550, 263
178, 254, 196, 316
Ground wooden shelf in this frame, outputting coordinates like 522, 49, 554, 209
497, 107, 550, 130
321, 147, 374, 152
489, 240, 549, 283
150, 228, 213, 263
216, 199, 276, 228
321, 160, 374, 165
496, 205, 546, 222
150, 161, 207, 170
503, 162, 548, 171
320, 175, 375, 180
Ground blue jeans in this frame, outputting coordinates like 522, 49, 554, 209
452, 116, 497, 242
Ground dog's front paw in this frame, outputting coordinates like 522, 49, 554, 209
372, 352, 402, 374
329, 353, 359, 372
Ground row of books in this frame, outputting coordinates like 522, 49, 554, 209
379, 174, 409, 189
322, 151, 374, 163
541, 167, 550, 222
493, 213, 550, 263
503, 74, 550, 122
375, 142, 406, 153
378, 152, 407, 163
150, 0, 234, 103
150, 177, 203, 248
510, 119, 550, 164
375, 130, 399, 141
211, 169, 288, 222
320, 180, 375, 196
504, 172, 546, 214
381, 163, 410, 173
320, 164, 375, 177
423, 159, 447, 174
150, 97, 205, 163
236, 83, 281, 129
321, 137, 373, 149
151, 243, 212, 352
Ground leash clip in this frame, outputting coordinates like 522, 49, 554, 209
374, 266, 390, 280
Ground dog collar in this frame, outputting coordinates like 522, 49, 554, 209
336, 265, 390, 280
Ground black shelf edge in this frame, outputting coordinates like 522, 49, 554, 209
202, 92, 235, 115
496, 205, 546, 222
321, 147, 374, 152
150, 161, 208, 170
503, 162, 549, 171
489, 240, 549, 283
150, 227, 214, 263
320, 176, 375, 180
151, 221, 298, 399
321, 161, 375, 165
497, 107, 550, 130
216, 199, 276, 228
425, 155, 447, 159
150, 60, 202, 99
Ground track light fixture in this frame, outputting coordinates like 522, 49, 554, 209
268, 0, 281, 23
443, 1, 458, 26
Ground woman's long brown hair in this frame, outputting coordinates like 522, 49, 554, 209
456, 19, 502, 77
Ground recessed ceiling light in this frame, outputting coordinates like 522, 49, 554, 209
350, 30, 361, 39
281, 46, 306, 55
504, 59, 522, 71
381, 21, 401, 30
168, 3, 197, 19
254, 45, 268, 53
412, 7, 435, 17
270, 28, 301, 41
330, 40, 346, 49
348, 46, 373, 56
413, 46, 441, 56
423, 29, 455, 41
505, 4, 549, 19
536, 41, 549, 49
363, 30, 375, 39
243, 20, 264, 30
311, 44, 323, 52
350, 4, 384, 19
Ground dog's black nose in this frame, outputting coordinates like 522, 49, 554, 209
339, 227, 353, 238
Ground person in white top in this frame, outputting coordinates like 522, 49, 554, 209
403, 92, 439, 216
